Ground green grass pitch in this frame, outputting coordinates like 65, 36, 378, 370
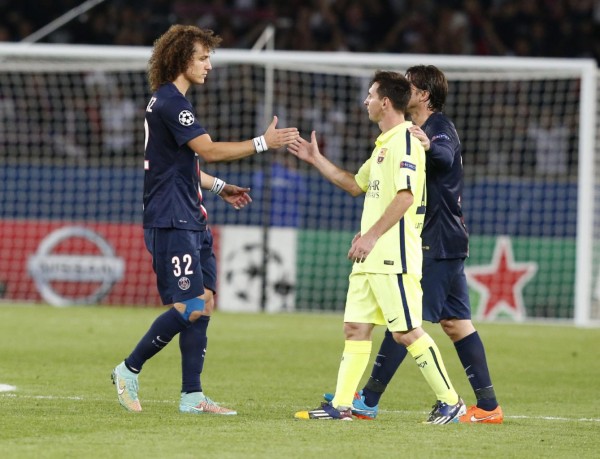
1, 304, 599, 458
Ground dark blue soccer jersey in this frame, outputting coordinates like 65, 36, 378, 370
421, 112, 469, 259
143, 83, 208, 230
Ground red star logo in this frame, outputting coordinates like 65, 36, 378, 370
465, 237, 537, 320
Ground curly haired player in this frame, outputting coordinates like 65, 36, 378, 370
111, 25, 298, 415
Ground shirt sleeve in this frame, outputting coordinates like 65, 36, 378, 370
427, 131, 456, 169
160, 96, 207, 146
354, 158, 371, 192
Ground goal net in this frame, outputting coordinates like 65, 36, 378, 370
0, 43, 597, 325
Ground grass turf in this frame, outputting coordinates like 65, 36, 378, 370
1, 304, 599, 458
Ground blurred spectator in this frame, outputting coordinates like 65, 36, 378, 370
100, 84, 138, 158
435, 5, 471, 55
315, 91, 347, 165
0, 92, 17, 154
527, 106, 571, 176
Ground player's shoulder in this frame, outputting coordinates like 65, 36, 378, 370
425, 112, 458, 141
426, 112, 453, 128
154, 84, 190, 107
148, 85, 193, 120
386, 121, 413, 142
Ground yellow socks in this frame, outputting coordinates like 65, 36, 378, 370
331, 340, 372, 409
407, 333, 458, 405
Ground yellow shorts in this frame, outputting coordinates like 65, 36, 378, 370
344, 272, 423, 332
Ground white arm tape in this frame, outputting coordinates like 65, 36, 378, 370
253, 135, 268, 153
210, 177, 226, 195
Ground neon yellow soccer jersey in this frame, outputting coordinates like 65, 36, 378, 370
353, 121, 426, 275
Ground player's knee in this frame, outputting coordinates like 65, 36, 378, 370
392, 327, 424, 347
440, 319, 457, 338
203, 295, 215, 315
441, 318, 475, 342
343, 322, 371, 340
180, 297, 205, 322
202, 289, 215, 315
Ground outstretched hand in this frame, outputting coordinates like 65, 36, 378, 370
287, 131, 321, 165
220, 184, 252, 210
263, 116, 300, 149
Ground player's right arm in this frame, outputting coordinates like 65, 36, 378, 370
408, 124, 455, 170
347, 190, 414, 262
189, 116, 299, 163
287, 130, 363, 196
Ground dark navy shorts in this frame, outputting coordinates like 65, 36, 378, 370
144, 227, 217, 305
421, 257, 471, 323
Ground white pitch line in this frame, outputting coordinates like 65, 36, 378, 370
507, 414, 600, 423
380, 409, 600, 423
2, 393, 599, 423
0, 393, 173, 403
0, 384, 17, 392
1, 393, 84, 400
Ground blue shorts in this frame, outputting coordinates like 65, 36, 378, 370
144, 227, 217, 305
421, 257, 471, 323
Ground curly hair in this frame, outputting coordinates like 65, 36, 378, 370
148, 25, 222, 92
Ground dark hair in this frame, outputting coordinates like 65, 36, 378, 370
405, 65, 448, 112
370, 70, 411, 113
148, 25, 222, 92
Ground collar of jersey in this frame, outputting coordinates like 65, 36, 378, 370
375, 121, 412, 147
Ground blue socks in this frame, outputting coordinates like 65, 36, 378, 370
123, 308, 211, 396
125, 307, 189, 372
179, 315, 210, 393
362, 329, 408, 407
454, 331, 498, 411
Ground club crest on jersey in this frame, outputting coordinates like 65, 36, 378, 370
377, 148, 387, 164
178, 277, 191, 290
179, 110, 195, 126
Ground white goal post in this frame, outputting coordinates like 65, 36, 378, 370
0, 43, 597, 326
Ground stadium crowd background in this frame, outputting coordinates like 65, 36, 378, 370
1, 0, 599, 62
0, 0, 597, 179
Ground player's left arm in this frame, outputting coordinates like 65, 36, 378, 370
408, 125, 455, 169
200, 171, 252, 210
348, 190, 413, 262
